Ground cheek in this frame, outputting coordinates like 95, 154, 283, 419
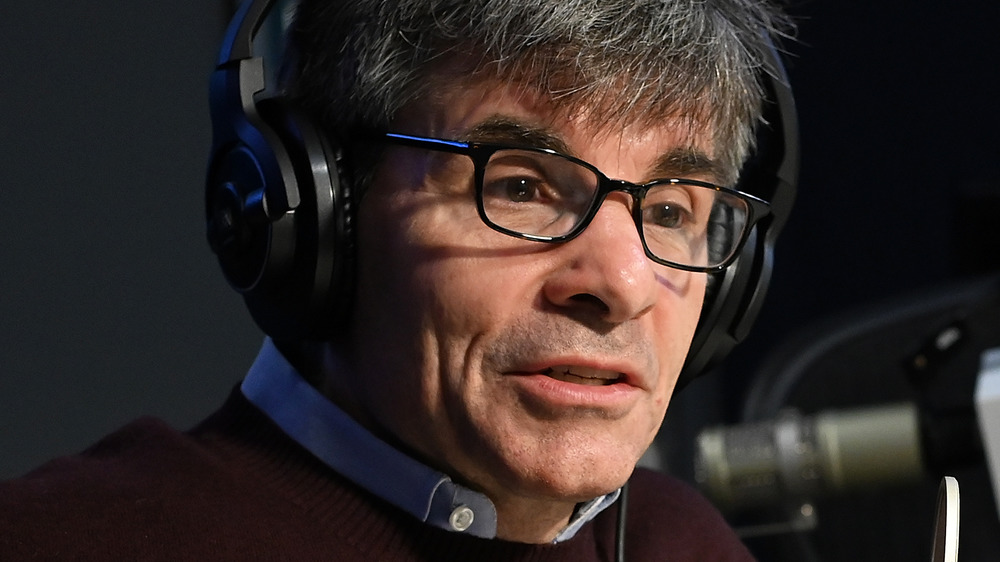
352, 185, 534, 379
417, 260, 525, 336
653, 271, 707, 378
399, 203, 542, 339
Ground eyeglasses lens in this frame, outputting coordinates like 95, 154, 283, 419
480, 149, 748, 269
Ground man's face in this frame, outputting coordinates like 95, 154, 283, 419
344, 77, 711, 510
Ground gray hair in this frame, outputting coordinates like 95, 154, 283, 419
287, 0, 793, 185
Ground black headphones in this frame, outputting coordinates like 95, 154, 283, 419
206, 0, 798, 384
206, 0, 354, 340
679, 38, 799, 387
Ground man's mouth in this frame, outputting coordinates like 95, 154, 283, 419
541, 365, 624, 386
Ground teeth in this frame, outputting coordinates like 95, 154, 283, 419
543, 365, 622, 386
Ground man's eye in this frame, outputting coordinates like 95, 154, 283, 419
484, 176, 550, 203
644, 203, 690, 229
502, 178, 540, 202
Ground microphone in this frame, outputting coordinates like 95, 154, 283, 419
930, 476, 960, 562
694, 403, 925, 510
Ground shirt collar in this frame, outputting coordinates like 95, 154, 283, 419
241, 338, 619, 542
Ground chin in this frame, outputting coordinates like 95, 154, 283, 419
523, 466, 634, 504
496, 437, 645, 502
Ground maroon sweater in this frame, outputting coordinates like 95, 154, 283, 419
0, 389, 754, 561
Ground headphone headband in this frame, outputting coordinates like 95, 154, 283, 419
218, 0, 275, 65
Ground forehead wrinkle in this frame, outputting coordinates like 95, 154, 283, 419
433, 75, 725, 184
428, 69, 721, 161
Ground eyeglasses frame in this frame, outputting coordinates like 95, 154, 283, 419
380, 132, 771, 273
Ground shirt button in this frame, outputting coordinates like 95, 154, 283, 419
449, 505, 475, 531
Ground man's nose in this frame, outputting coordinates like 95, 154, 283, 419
541, 197, 661, 325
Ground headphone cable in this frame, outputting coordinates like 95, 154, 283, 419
615, 479, 629, 562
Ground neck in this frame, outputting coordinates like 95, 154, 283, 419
492, 494, 578, 544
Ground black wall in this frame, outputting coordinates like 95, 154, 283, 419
724, 0, 1000, 402
0, 3, 260, 477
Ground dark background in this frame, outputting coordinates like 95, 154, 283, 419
2, 1, 998, 559
0, 2, 258, 478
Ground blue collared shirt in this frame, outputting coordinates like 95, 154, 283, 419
240, 338, 620, 542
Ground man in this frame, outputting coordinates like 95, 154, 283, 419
1, 0, 793, 559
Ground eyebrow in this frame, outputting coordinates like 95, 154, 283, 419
462, 115, 724, 183
650, 149, 726, 184
463, 116, 572, 154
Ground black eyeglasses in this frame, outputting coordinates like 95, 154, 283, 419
380, 132, 771, 272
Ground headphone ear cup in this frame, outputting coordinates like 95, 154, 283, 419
207, 145, 297, 294
680, 226, 766, 388
237, 102, 355, 340
206, 50, 303, 308
207, 3, 354, 343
